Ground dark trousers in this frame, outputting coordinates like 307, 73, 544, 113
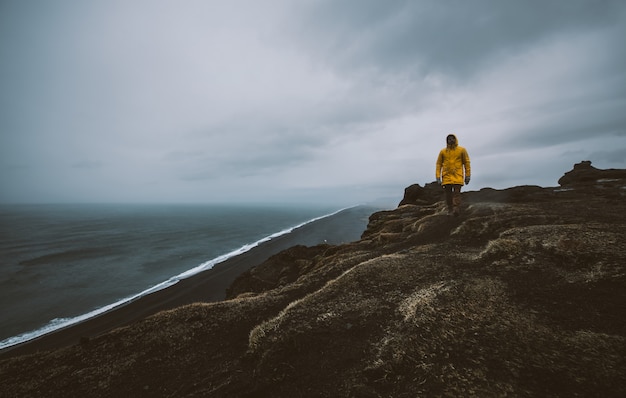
443, 184, 462, 211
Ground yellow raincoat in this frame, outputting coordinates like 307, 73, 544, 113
436, 134, 471, 185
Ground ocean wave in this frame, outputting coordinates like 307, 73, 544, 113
0, 206, 354, 351
19, 247, 111, 266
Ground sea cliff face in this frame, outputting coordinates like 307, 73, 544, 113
1, 161, 625, 397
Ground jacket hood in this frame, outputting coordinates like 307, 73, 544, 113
446, 134, 458, 148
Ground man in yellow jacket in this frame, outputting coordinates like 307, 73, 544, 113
436, 134, 471, 216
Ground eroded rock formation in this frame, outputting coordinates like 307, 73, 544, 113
1, 162, 625, 397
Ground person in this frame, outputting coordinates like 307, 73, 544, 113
436, 134, 471, 216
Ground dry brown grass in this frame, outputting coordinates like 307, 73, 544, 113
1, 175, 625, 397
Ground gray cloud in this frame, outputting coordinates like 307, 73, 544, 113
293, 0, 623, 78
588, 148, 626, 165
71, 160, 103, 170
1, 0, 625, 204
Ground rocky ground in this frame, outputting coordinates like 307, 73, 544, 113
1, 161, 625, 397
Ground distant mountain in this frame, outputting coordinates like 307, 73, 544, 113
1, 161, 625, 397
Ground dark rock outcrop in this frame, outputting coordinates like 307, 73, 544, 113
558, 160, 626, 188
1, 162, 625, 397
398, 181, 441, 206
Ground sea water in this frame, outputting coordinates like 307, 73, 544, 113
0, 203, 369, 349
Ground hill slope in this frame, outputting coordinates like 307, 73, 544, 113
1, 161, 625, 397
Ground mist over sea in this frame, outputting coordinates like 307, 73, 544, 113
0, 203, 375, 349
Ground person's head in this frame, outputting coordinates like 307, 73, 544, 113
446, 134, 457, 147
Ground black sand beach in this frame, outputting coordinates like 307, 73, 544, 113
0, 205, 377, 359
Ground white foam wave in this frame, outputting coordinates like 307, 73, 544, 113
0, 206, 354, 351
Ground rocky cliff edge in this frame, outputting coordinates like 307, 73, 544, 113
1, 161, 625, 397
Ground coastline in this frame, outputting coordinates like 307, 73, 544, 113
0, 205, 376, 359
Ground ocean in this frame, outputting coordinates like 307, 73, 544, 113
0, 203, 376, 350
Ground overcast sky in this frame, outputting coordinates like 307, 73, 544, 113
1, 0, 625, 206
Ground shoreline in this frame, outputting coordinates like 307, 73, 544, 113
0, 205, 376, 359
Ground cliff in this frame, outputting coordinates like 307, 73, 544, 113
1, 161, 625, 397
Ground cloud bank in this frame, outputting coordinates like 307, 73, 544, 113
1, 0, 624, 205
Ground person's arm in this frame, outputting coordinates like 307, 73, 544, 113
436, 151, 443, 183
463, 149, 471, 184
